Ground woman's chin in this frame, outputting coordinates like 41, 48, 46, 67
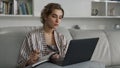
53, 26, 58, 29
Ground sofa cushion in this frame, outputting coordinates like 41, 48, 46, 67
104, 30, 120, 66
106, 66, 120, 68
56, 26, 72, 42
35, 61, 105, 68
0, 31, 26, 68
0, 26, 37, 68
69, 29, 111, 66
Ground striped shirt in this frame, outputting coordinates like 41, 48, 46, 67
17, 27, 68, 68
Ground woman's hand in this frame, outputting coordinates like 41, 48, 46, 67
51, 53, 60, 60
26, 49, 40, 66
50, 53, 62, 63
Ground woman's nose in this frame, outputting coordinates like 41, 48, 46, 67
56, 18, 59, 23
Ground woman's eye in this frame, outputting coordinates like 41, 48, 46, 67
52, 15, 57, 18
51, 14, 62, 19
59, 16, 62, 19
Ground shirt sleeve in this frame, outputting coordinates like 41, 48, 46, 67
60, 34, 69, 57
17, 33, 32, 68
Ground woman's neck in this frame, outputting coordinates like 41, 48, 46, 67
43, 25, 54, 34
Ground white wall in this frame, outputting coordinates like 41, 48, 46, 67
62, 18, 120, 30
0, 16, 120, 30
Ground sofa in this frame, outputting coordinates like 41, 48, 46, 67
0, 26, 120, 68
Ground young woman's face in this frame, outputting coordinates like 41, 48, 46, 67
45, 9, 63, 29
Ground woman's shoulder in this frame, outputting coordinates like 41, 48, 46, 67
26, 27, 43, 36
55, 30, 65, 38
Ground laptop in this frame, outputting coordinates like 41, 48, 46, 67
54, 37, 99, 66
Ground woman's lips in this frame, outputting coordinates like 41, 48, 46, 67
54, 24, 58, 26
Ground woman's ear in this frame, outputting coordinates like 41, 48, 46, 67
44, 16, 48, 21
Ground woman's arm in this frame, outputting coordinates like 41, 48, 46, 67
18, 33, 41, 67
25, 49, 40, 66
49, 34, 68, 63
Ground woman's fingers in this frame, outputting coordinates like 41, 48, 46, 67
29, 49, 40, 61
33, 49, 40, 54
52, 53, 60, 59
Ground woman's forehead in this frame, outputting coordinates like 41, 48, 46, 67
51, 9, 63, 15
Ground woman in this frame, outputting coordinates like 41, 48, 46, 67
18, 3, 68, 68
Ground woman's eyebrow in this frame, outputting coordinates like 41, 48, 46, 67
51, 14, 62, 17
51, 14, 57, 16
